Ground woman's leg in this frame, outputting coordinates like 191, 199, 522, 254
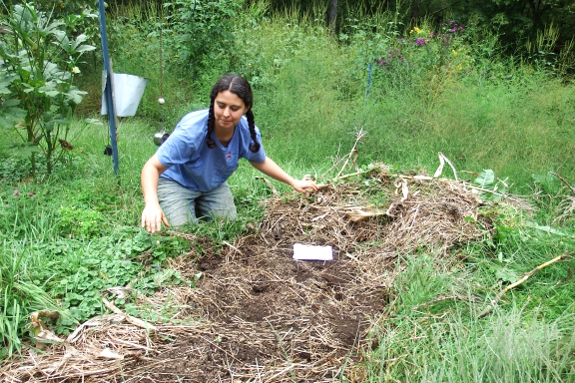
195, 181, 237, 221
157, 178, 200, 227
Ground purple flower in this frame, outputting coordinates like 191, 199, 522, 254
449, 28, 456, 33
430, 31, 435, 37
416, 38, 426, 45
13, 189, 20, 196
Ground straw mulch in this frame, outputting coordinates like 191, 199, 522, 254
2, 165, 506, 382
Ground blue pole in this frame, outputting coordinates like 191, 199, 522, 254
98, 0, 119, 175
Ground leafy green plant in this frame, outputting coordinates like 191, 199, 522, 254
163, 0, 241, 81
0, 3, 94, 175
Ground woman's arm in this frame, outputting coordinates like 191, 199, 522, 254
250, 157, 318, 193
141, 153, 170, 233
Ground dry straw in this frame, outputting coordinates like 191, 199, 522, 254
2, 156, 526, 382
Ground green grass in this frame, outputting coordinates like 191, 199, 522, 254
1, 3, 575, 381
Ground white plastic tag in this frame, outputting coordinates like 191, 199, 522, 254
293, 243, 333, 261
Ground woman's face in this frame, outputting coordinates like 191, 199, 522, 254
213, 90, 250, 132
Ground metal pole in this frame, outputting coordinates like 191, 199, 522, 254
98, 0, 119, 175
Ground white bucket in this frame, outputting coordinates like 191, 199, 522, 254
101, 73, 149, 117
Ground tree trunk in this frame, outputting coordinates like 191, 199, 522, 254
328, 0, 337, 35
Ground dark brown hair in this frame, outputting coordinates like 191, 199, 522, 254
207, 74, 260, 153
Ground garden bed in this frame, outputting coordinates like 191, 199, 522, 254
2, 164, 506, 382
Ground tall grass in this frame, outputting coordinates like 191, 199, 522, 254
367, 240, 575, 382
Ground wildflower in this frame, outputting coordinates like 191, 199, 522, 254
452, 49, 457, 56
13, 189, 20, 196
415, 38, 426, 45
430, 31, 434, 37
410, 29, 414, 34
414, 26, 422, 34
72, 66, 80, 74
457, 63, 462, 70
449, 28, 456, 33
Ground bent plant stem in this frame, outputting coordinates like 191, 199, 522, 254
478, 253, 571, 319
335, 126, 367, 179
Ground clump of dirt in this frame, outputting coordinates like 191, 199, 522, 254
1, 166, 499, 382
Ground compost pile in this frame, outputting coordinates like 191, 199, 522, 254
1, 164, 498, 382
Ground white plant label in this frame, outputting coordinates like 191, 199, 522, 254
293, 243, 333, 261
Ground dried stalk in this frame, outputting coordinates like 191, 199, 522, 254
478, 253, 570, 319
101, 297, 157, 331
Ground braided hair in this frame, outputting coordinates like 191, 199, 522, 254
206, 74, 260, 153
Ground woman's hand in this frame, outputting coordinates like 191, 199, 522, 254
141, 203, 170, 233
141, 154, 169, 233
290, 177, 318, 194
250, 158, 318, 194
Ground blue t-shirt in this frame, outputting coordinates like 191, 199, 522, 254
156, 109, 266, 192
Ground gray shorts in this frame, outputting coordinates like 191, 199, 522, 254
158, 178, 237, 227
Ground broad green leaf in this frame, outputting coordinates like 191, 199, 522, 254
495, 268, 520, 284
0, 101, 27, 129
1, 99, 21, 108
75, 45, 96, 53
474, 169, 495, 188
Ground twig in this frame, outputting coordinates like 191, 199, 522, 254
550, 172, 575, 195
255, 176, 279, 195
335, 127, 367, 179
101, 297, 157, 331
478, 253, 570, 318
317, 170, 368, 190
433, 152, 458, 181
223, 240, 243, 256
